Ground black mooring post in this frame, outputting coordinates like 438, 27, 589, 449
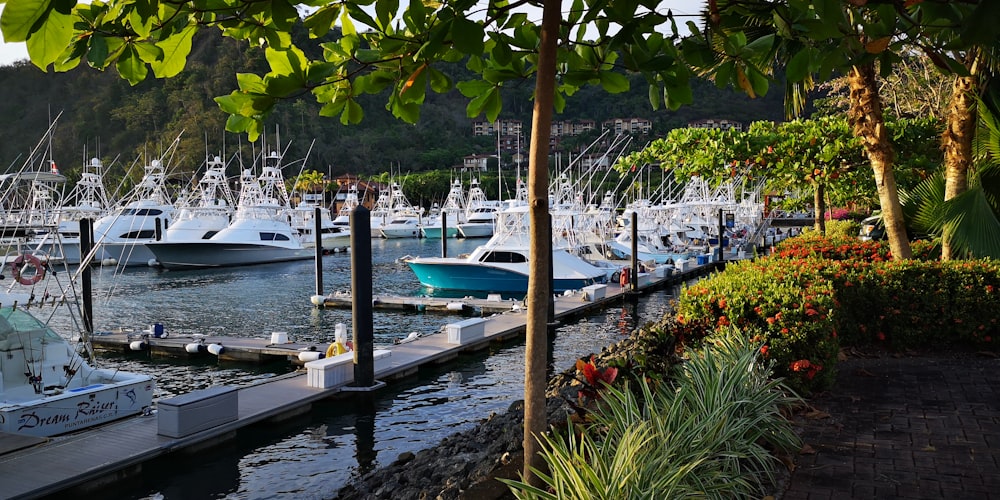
441, 211, 448, 258
314, 207, 324, 296
351, 206, 375, 387
630, 211, 639, 293
80, 218, 94, 335
718, 208, 725, 262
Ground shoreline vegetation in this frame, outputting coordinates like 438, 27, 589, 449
336, 221, 1000, 499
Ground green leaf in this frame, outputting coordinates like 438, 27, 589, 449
785, 49, 811, 83
84, 34, 108, 67
237, 73, 267, 93
427, 66, 451, 93
648, 82, 661, 111
465, 85, 495, 118
24, 5, 72, 69
345, 4, 377, 30
483, 86, 501, 122
127, 5, 153, 38
133, 41, 163, 64
1, 0, 47, 42
270, 0, 297, 32
319, 98, 347, 118
341, 99, 363, 125
303, 4, 339, 38
599, 71, 629, 93
375, 0, 398, 30
491, 39, 512, 66
265, 46, 306, 82
456, 79, 493, 98
451, 18, 484, 56
265, 74, 303, 97
339, 7, 356, 37
743, 34, 774, 58
391, 100, 420, 123
746, 67, 769, 96
116, 44, 148, 85
552, 87, 565, 113
150, 23, 195, 78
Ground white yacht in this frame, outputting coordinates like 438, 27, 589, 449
147, 151, 314, 269
92, 158, 174, 266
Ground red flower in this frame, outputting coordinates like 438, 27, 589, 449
760, 345, 769, 356
790, 359, 812, 372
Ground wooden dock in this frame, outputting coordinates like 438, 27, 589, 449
1, 262, 721, 499
313, 292, 521, 315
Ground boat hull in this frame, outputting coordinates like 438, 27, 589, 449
147, 242, 315, 269
97, 241, 159, 266
457, 223, 493, 238
407, 261, 603, 293
419, 226, 460, 239
0, 372, 154, 437
380, 227, 421, 239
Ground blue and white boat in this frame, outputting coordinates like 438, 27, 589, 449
420, 179, 466, 239
405, 206, 609, 293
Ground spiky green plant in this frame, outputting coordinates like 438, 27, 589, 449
503, 335, 801, 499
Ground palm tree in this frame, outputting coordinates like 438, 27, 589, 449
911, 91, 1000, 258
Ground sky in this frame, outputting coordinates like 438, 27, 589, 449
0, 1, 705, 67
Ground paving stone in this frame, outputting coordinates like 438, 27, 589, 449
782, 355, 1000, 500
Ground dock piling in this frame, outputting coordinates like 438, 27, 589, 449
314, 206, 324, 296
80, 218, 94, 335
441, 211, 447, 258
351, 206, 376, 388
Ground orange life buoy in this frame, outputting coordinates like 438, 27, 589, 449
10, 254, 44, 286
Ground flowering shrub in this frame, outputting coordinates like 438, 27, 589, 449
675, 258, 839, 394
674, 234, 1000, 393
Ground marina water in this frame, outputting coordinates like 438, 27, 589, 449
60, 237, 679, 499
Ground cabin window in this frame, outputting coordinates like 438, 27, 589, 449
121, 208, 164, 216
480, 251, 526, 263
259, 232, 290, 241
202, 231, 218, 239
119, 230, 155, 239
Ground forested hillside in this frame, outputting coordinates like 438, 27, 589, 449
0, 26, 787, 188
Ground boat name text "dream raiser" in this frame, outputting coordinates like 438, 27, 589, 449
16, 400, 120, 432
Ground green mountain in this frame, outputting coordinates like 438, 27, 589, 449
0, 28, 786, 187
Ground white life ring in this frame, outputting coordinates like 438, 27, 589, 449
10, 254, 44, 286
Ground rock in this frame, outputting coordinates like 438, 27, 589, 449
335, 321, 675, 499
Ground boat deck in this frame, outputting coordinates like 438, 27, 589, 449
1, 262, 722, 499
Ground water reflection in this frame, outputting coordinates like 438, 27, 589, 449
53, 238, 686, 498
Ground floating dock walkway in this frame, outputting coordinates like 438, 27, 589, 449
1, 261, 721, 499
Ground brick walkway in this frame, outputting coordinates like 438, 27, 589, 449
784, 354, 1000, 499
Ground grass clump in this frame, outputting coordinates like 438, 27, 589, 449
503, 335, 801, 499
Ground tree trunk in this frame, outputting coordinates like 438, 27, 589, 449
941, 64, 979, 260
847, 63, 912, 259
523, 0, 559, 487
814, 182, 826, 234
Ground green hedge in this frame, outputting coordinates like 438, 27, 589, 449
674, 234, 999, 393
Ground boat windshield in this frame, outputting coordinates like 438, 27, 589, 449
0, 306, 62, 343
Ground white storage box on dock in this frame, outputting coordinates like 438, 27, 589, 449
157, 386, 238, 438
636, 273, 652, 287
581, 284, 607, 301
654, 265, 672, 279
306, 352, 354, 388
675, 259, 690, 272
446, 318, 487, 345
373, 349, 392, 372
